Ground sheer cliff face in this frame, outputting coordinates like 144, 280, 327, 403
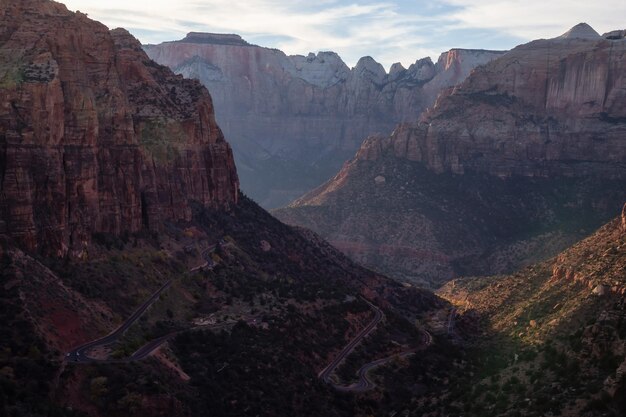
145, 34, 504, 208
275, 26, 626, 287
399, 30, 626, 179
0, 0, 239, 258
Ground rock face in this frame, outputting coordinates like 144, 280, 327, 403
384, 28, 626, 179
275, 25, 626, 286
558, 22, 601, 40
0, 0, 239, 258
145, 37, 505, 208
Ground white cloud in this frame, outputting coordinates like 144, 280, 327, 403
60, 0, 624, 69
444, 0, 626, 39
60, 0, 447, 67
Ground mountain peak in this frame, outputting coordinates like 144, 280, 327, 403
558, 23, 601, 40
354, 56, 386, 82
178, 32, 250, 46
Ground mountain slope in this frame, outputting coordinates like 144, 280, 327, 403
0, 2, 447, 417
145, 34, 505, 207
275, 25, 626, 287
431, 204, 626, 416
1, 194, 446, 417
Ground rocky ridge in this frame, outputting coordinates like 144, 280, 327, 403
551, 203, 626, 297
346, 26, 626, 179
0, 0, 239, 258
145, 36, 505, 207
275, 24, 626, 286
434, 204, 626, 416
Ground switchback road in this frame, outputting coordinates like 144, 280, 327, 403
65, 280, 172, 363
318, 298, 384, 384
332, 327, 433, 392
320, 298, 434, 392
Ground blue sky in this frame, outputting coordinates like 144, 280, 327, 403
62, 0, 625, 69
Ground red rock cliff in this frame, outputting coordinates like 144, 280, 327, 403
0, 0, 239, 257
385, 28, 626, 179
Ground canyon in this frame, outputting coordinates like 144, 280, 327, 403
275, 24, 626, 287
1, 2, 625, 417
145, 34, 504, 208
0, 2, 446, 416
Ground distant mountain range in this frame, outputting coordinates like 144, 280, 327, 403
275, 23, 626, 287
145, 35, 505, 208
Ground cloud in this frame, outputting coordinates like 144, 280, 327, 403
61, 0, 454, 68
444, 0, 626, 39
60, 0, 623, 69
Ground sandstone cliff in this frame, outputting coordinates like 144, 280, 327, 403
275, 25, 626, 286
0, 0, 239, 258
145, 35, 504, 207
342, 25, 626, 180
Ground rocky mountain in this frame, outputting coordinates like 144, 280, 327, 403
0, 2, 448, 417
2, 3, 625, 417
0, 0, 239, 259
432, 203, 626, 416
275, 24, 626, 287
145, 34, 505, 208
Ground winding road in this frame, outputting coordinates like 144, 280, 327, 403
128, 321, 237, 361
337, 349, 418, 392
318, 298, 384, 384
189, 243, 218, 272
66, 240, 246, 364
65, 280, 172, 363
319, 298, 434, 392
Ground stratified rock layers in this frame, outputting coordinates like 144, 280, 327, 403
275, 28, 626, 286
0, 0, 239, 257
145, 35, 504, 207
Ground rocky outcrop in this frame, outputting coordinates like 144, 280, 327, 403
604, 30, 626, 40
436, 208, 626, 416
357, 27, 626, 179
0, 0, 239, 258
275, 25, 626, 286
145, 36, 505, 207
559, 22, 601, 40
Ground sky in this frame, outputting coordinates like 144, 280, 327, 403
61, 0, 626, 69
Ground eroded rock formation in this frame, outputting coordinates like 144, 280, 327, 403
145, 36, 504, 207
275, 25, 626, 286
0, 0, 239, 257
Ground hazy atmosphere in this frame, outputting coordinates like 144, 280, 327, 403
2, 1, 625, 416
63, 0, 625, 67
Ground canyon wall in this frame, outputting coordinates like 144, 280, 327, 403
275, 24, 626, 286
145, 34, 504, 207
0, 0, 239, 258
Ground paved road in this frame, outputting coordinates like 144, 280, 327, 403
65, 280, 172, 363
336, 349, 418, 392
69, 311, 250, 363
319, 298, 436, 392
128, 320, 244, 361
189, 244, 218, 272
318, 298, 384, 384
128, 332, 178, 360
333, 328, 433, 392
